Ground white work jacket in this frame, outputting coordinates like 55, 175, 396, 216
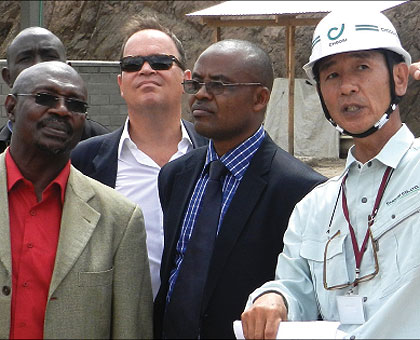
247, 125, 420, 339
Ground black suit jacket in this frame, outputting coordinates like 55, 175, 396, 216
154, 134, 326, 339
71, 119, 208, 187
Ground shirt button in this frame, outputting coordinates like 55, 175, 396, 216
361, 197, 367, 203
2, 286, 10, 296
27, 243, 33, 248
357, 164, 361, 169
30, 209, 36, 216
23, 282, 28, 287
367, 161, 372, 167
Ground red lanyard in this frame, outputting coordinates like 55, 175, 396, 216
341, 166, 393, 280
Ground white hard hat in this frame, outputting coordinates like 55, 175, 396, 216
303, 10, 411, 83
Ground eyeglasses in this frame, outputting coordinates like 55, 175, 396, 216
15, 93, 88, 115
182, 79, 263, 95
120, 54, 185, 72
323, 229, 379, 290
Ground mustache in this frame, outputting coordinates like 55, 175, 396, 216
38, 116, 73, 135
190, 101, 213, 112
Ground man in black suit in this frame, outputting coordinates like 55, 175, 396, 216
154, 39, 326, 339
0, 26, 109, 153
71, 16, 207, 300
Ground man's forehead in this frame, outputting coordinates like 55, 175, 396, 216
16, 68, 86, 98
191, 70, 229, 82
124, 29, 178, 56
38, 76, 82, 89
39, 76, 85, 97
10, 34, 62, 54
129, 29, 171, 42
193, 50, 241, 79
320, 50, 381, 70
14, 44, 61, 55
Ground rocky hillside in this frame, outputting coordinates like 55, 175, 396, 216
1, 1, 419, 134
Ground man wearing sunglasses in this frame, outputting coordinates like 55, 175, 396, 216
242, 10, 420, 339
153, 39, 325, 339
0, 26, 109, 154
0, 61, 152, 338
71, 16, 207, 301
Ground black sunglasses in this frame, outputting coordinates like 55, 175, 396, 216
120, 54, 185, 72
182, 80, 263, 95
15, 93, 88, 115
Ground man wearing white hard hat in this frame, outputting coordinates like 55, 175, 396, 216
241, 9, 420, 339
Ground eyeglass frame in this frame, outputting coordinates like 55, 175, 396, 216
323, 229, 379, 290
182, 79, 264, 95
120, 54, 185, 72
13, 92, 89, 115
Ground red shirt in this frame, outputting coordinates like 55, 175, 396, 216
6, 150, 70, 339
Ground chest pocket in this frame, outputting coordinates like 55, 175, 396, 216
374, 188, 420, 239
78, 268, 113, 287
301, 234, 350, 290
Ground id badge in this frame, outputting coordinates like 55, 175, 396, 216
336, 295, 366, 325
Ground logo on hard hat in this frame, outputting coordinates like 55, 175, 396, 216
312, 35, 321, 48
327, 24, 345, 40
355, 24, 379, 32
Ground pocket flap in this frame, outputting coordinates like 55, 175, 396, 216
300, 233, 346, 262
300, 239, 325, 262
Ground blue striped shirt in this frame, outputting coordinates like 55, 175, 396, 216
166, 125, 265, 302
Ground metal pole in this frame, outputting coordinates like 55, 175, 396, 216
287, 25, 296, 155
39, 0, 43, 27
213, 26, 221, 42
20, 0, 41, 29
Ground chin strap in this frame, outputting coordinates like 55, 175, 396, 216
327, 102, 397, 139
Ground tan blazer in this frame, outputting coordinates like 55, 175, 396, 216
0, 152, 153, 339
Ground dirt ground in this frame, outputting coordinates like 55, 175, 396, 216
302, 158, 347, 178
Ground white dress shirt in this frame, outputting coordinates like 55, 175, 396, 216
246, 124, 420, 338
116, 118, 193, 299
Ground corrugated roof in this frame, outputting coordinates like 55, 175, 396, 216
187, 1, 407, 17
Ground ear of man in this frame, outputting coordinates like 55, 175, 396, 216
5, 94, 17, 122
253, 86, 270, 113
181, 69, 192, 94
117, 73, 123, 97
393, 62, 409, 97
2, 67, 12, 87
183, 69, 192, 80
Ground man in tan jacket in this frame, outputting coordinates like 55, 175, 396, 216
0, 60, 152, 339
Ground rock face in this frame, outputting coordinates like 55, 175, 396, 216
0, 1, 419, 134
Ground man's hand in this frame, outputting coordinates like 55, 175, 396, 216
241, 292, 288, 339
409, 62, 420, 80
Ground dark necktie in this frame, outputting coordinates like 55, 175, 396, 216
163, 160, 227, 339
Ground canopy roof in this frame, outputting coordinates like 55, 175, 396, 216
187, 1, 407, 17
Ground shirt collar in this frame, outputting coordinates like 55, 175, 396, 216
118, 118, 132, 158
204, 125, 265, 179
6, 149, 70, 203
118, 118, 193, 158
7, 120, 13, 133
179, 120, 193, 151
345, 124, 414, 171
